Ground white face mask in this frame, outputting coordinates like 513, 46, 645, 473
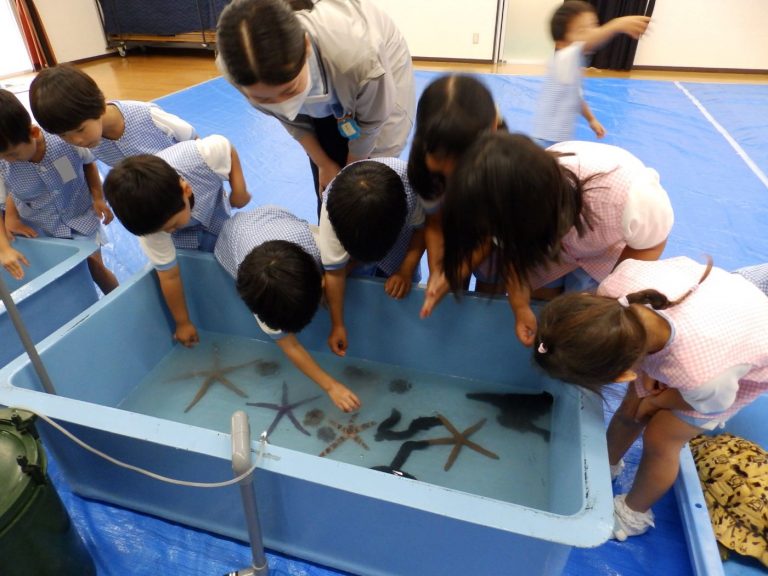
257, 65, 312, 121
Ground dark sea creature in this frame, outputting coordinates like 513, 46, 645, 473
247, 381, 321, 437
375, 409, 441, 441
371, 440, 430, 480
256, 360, 280, 376
319, 413, 377, 457
167, 344, 258, 412
303, 408, 325, 427
388, 378, 412, 394
343, 364, 377, 382
466, 392, 554, 440
317, 426, 336, 443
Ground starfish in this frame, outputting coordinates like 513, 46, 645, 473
167, 344, 259, 412
247, 381, 322, 437
319, 413, 377, 457
425, 414, 500, 471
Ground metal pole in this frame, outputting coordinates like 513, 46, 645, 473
225, 410, 268, 576
0, 273, 56, 394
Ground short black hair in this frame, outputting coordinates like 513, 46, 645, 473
0, 89, 33, 153
217, 0, 307, 86
327, 161, 407, 263
29, 64, 106, 134
236, 240, 322, 333
550, 1, 597, 41
103, 155, 185, 236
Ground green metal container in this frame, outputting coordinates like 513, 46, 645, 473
0, 408, 96, 576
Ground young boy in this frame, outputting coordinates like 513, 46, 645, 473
532, 1, 650, 147
29, 66, 236, 186
104, 135, 251, 346
0, 89, 118, 293
319, 158, 425, 356
214, 206, 360, 413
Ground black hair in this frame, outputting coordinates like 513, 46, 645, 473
0, 89, 33, 153
236, 240, 322, 333
550, 1, 597, 42
216, 0, 307, 87
534, 258, 714, 391
407, 74, 499, 201
103, 155, 185, 236
442, 131, 591, 291
29, 64, 106, 135
327, 161, 407, 263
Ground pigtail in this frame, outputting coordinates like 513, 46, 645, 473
625, 257, 714, 310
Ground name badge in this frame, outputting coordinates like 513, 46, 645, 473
337, 116, 361, 140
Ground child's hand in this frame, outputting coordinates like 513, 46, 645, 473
328, 324, 347, 357
0, 246, 30, 280
420, 270, 449, 318
385, 272, 411, 299
93, 199, 114, 225
174, 321, 200, 347
513, 305, 537, 347
5, 217, 37, 239
633, 396, 663, 423
589, 118, 606, 139
615, 15, 651, 40
328, 381, 361, 413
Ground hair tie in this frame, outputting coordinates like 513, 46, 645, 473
537, 342, 548, 354
617, 295, 630, 308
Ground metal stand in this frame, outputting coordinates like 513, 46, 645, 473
0, 273, 56, 394
225, 411, 269, 576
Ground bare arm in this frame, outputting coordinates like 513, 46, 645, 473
84, 162, 113, 225
323, 267, 347, 356
156, 264, 199, 347
423, 211, 444, 277
276, 333, 360, 412
227, 145, 251, 208
298, 133, 342, 193
385, 227, 426, 300
579, 16, 651, 54
0, 201, 29, 280
581, 100, 605, 138
506, 270, 537, 347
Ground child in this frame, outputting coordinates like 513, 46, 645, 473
533, 257, 768, 540
214, 206, 360, 412
103, 135, 251, 346
319, 158, 424, 356
532, 1, 650, 147
430, 132, 673, 346
216, 0, 414, 212
28, 65, 216, 174
406, 74, 505, 316
0, 89, 118, 293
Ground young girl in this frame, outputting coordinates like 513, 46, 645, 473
434, 132, 673, 345
407, 74, 504, 318
216, 0, 414, 213
534, 257, 768, 540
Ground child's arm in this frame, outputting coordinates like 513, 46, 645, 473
156, 264, 199, 347
579, 16, 651, 54
324, 267, 348, 356
227, 145, 251, 208
506, 270, 536, 347
385, 227, 426, 300
83, 162, 113, 225
276, 333, 361, 412
3, 194, 37, 238
634, 387, 694, 423
0, 199, 30, 280
581, 101, 606, 139
424, 211, 444, 277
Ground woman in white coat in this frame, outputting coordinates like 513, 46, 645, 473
217, 0, 415, 215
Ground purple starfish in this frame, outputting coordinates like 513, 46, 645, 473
247, 381, 322, 437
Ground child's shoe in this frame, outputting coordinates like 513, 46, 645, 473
612, 494, 655, 541
610, 459, 625, 480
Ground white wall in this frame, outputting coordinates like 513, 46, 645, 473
502, 0, 768, 70
35, 0, 109, 63
372, 0, 499, 60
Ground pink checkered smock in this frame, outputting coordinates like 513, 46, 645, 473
599, 257, 768, 424
528, 142, 673, 289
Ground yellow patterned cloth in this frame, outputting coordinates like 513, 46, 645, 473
690, 433, 768, 567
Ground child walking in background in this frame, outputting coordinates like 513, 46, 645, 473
429, 133, 673, 345
319, 157, 424, 357
406, 74, 505, 316
532, 1, 650, 147
533, 257, 768, 540
104, 135, 251, 346
0, 89, 118, 293
29, 64, 203, 169
214, 206, 360, 412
